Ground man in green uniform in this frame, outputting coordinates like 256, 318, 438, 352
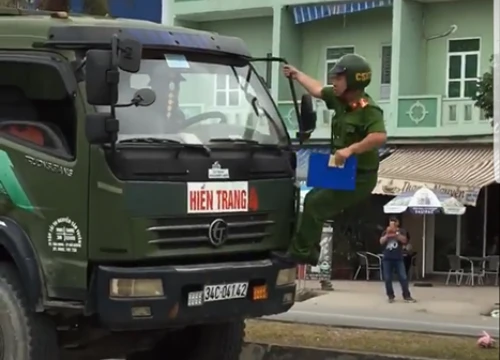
275, 54, 387, 265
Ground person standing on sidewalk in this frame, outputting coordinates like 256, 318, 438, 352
380, 217, 416, 303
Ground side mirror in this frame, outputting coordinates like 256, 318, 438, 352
117, 38, 142, 73
85, 37, 142, 106
85, 113, 119, 145
298, 94, 317, 133
85, 50, 118, 106
132, 88, 156, 107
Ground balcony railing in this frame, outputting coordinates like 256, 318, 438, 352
441, 98, 487, 125
394, 96, 492, 137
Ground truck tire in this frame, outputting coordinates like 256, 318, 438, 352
189, 320, 245, 360
126, 320, 245, 360
0, 263, 59, 360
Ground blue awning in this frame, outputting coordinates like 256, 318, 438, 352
296, 146, 391, 181
292, 0, 393, 25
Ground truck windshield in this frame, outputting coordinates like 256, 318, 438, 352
106, 54, 288, 146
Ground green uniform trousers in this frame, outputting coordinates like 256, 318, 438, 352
289, 174, 378, 262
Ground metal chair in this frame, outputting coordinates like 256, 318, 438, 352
446, 255, 464, 286
354, 251, 382, 280
484, 255, 499, 286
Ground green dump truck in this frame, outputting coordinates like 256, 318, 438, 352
0, 8, 317, 360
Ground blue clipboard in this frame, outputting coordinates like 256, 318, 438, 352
306, 153, 357, 191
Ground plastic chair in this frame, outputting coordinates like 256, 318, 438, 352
484, 256, 499, 286
446, 255, 464, 286
354, 251, 382, 280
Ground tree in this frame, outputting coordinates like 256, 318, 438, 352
37, 0, 109, 16
473, 55, 493, 121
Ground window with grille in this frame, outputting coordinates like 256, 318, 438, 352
446, 38, 481, 98
214, 74, 240, 106
324, 46, 355, 84
380, 45, 392, 99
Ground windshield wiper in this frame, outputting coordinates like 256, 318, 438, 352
210, 138, 260, 145
210, 138, 283, 151
118, 137, 211, 155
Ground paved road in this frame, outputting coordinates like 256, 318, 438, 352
264, 301, 499, 338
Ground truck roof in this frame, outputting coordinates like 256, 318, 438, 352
0, 8, 249, 56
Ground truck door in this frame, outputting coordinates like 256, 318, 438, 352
0, 53, 90, 301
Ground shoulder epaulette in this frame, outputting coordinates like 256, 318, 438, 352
359, 98, 369, 108
348, 97, 370, 110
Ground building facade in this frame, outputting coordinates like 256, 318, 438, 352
168, 0, 498, 275
169, 0, 494, 138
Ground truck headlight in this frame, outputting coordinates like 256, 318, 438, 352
276, 268, 296, 286
109, 278, 164, 298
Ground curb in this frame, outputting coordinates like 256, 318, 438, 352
240, 343, 441, 360
257, 318, 483, 338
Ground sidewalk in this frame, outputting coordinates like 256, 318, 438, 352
297, 280, 499, 317
264, 280, 499, 337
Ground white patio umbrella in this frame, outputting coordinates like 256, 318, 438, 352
383, 186, 466, 278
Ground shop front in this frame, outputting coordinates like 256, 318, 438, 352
373, 144, 497, 275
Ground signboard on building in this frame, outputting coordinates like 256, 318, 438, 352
373, 178, 480, 206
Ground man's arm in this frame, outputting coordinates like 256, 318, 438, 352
295, 72, 345, 114
379, 231, 388, 245
348, 106, 387, 154
396, 228, 408, 244
295, 72, 324, 98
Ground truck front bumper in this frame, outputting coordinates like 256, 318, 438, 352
94, 259, 296, 330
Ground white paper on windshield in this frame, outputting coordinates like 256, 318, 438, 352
164, 54, 190, 69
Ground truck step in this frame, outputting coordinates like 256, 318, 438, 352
45, 300, 85, 310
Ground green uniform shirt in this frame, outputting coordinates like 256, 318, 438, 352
321, 86, 386, 171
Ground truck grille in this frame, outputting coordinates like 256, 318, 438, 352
147, 213, 273, 249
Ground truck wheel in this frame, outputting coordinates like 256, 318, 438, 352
0, 264, 59, 360
127, 320, 245, 360
189, 320, 245, 360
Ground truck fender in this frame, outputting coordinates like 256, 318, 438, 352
0, 217, 45, 311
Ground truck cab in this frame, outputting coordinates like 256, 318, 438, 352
0, 9, 316, 360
